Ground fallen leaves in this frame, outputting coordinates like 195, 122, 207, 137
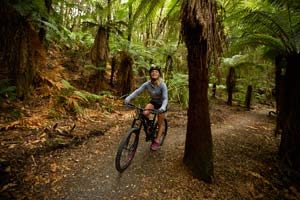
1, 183, 17, 193
50, 163, 59, 173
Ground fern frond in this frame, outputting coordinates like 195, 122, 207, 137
243, 10, 289, 40
266, 0, 300, 10
242, 9, 297, 53
61, 80, 74, 90
238, 34, 285, 53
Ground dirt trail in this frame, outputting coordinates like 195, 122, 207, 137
17, 104, 300, 200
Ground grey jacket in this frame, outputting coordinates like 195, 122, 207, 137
125, 80, 168, 111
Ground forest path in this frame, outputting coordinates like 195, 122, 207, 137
23, 103, 299, 199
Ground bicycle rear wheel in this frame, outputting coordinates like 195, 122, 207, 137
115, 128, 140, 172
154, 118, 168, 146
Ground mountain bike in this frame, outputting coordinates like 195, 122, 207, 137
115, 103, 168, 172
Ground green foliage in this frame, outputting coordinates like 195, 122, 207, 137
231, 0, 300, 55
0, 79, 16, 101
129, 92, 151, 107
53, 80, 104, 115
43, 19, 94, 49
8, 0, 48, 19
48, 108, 61, 120
98, 91, 114, 98
61, 79, 74, 89
12, 0, 288, 109
220, 49, 274, 104
110, 34, 180, 74
73, 91, 103, 102
166, 73, 188, 108
10, 109, 21, 120
217, 0, 300, 105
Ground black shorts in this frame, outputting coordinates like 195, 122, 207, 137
150, 100, 162, 109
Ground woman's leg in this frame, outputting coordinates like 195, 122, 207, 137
155, 113, 165, 142
143, 104, 154, 135
143, 103, 154, 117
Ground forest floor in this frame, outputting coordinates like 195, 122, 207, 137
1, 98, 300, 200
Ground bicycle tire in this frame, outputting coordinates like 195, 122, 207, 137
154, 118, 168, 146
115, 128, 140, 172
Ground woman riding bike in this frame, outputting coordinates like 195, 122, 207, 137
125, 65, 168, 151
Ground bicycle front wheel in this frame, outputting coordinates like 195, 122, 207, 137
115, 128, 140, 172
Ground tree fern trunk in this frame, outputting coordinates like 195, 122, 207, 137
181, 0, 219, 183
279, 53, 300, 172
110, 55, 116, 87
127, 3, 133, 43
183, 36, 214, 182
212, 83, 216, 98
226, 67, 236, 106
275, 55, 285, 134
90, 26, 108, 92
245, 85, 252, 111
116, 51, 133, 96
165, 55, 173, 79
0, 3, 45, 100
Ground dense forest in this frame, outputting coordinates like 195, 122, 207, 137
1, 0, 300, 199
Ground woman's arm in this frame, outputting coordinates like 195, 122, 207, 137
125, 81, 149, 103
159, 82, 168, 111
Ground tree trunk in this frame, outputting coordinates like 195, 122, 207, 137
39, 0, 52, 42
181, 0, 216, 183
165, 55, 173, 79
110, 55, 117, 87
127, 3, 133, 43
212, 83, 216, 98
279, 53, 300, 172
90, 26, 108, 92
183, 37, 213, 182
226, 67, 236, 106
274, 55, 285, 134
245, 85, 252, 111
116, 51, 133, 96
0, 3, 45, 100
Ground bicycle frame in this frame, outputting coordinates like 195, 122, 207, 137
115, 103, 168, 172
127, 103, 159, 140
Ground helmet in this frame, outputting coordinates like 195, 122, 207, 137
149, 64, 161, 75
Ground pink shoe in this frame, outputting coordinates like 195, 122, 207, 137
150, 139, 160, 151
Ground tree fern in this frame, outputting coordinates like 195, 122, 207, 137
240, 1, 300, 53
266, 0, 300, 10
237, 34, 285, 53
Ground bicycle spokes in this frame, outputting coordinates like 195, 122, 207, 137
115, 128, 139, 172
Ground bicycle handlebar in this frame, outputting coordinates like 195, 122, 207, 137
125, 103, 164, 114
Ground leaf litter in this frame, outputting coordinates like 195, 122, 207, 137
1, 100, 299, 199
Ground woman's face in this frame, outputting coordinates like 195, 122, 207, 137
150, 70, 160, 80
